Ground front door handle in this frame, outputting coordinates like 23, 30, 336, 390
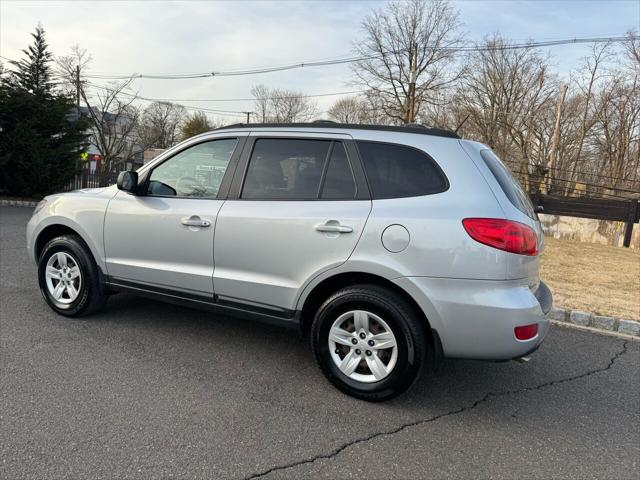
315, 222, 353, 234
181, 216, 211, 228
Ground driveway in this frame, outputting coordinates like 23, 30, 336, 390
1, 206, 638, 479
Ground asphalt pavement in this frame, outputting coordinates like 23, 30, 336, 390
1, 205, 638, 479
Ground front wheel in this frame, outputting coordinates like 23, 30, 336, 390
37, 235, 107, 317
311, 285, 428, 401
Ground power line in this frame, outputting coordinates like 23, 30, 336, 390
34, 35, 637, 81
508, 168, 640, 199
82, 81, 248, 117
503, 159, 640, 187
87, 89, 365, 103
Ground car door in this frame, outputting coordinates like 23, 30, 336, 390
104, 134, 246, 298
213, 132, 372, 314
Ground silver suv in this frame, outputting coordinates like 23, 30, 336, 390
27, 123, 552, 401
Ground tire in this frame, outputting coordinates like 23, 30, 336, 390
311, 284, 428, 401
37, 234, 107, 317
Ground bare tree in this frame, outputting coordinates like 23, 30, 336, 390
251, 85, 318, 123
456, 35, 557, 190
57, 46, 141, 183
327, 96, 369, 123
251, 84, 271, 123
352, 0, 462, 124
137, 101, 186, 149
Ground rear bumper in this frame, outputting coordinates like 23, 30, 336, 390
393, 277, 552, 361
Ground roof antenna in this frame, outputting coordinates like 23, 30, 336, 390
454, 114, 470, 135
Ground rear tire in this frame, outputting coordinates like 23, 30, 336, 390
37, 235, 107, 317
311, 284, 428, 401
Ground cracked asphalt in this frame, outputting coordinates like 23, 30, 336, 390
1, 206, 639, 479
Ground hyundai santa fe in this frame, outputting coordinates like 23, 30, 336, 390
26, 122, 552, 401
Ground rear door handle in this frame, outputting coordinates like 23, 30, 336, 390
181, 216, 211, 228
315, 222, 353, 234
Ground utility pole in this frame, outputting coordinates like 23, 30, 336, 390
75, 65, 81, 115
406, 44, 417, 124
75, 64, 82, 173
543, 83, 568, 194
244, 111, 251, 124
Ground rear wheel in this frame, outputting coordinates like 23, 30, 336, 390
311, 285, 428, 401
38, 235, 107, 317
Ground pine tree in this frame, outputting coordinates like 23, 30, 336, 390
10, 24, 54, 97
0, 25, 89, 197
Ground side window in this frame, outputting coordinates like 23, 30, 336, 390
242, 139, 331, 200
356, 141, 448, 199
480, 149, 536, 218
146, 138, 238, 198
320, 142, 356, 199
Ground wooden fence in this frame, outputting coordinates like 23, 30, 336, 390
530, 194, 640, 247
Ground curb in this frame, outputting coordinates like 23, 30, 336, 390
548, 306, 640, 340
0, 199, 38, 207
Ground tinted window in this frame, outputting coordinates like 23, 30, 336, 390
480, 150, 536, 218
321, 142, 356, 199
242, 139, 330, 199
147, 138, 237, 198
357, 141, 448, 199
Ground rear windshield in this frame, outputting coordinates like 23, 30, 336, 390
480, 150, 536, 219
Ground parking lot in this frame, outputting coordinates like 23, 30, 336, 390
1, 205, 638, 479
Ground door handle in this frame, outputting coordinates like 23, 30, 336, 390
181, 216, 211, 228
315, 222, 353, 234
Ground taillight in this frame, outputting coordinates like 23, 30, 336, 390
462, 218, 538, 256
514, 323, 538, 340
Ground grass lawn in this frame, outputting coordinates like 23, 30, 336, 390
540, 236, 640, 320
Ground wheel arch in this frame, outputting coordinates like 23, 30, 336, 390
299, 271, 443, 367
299, 271, 428, 333
34, 220, 104, 274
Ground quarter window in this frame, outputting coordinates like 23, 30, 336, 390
146, 138, 238, 198
356, 141, 448, 199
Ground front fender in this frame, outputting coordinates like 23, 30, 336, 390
26, 189, 115, 273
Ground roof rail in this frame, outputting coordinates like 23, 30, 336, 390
215, 122, 460, 139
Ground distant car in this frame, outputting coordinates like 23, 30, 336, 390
26, 122, 552, 401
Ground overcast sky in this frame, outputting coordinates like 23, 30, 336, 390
1, 0, 638, 122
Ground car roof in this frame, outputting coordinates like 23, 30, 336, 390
214, 122, 461, 140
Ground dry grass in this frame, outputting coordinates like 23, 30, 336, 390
540, 236, 640, 319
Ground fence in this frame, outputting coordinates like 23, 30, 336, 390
63, 171, 119, 191
530, 194, 639, 247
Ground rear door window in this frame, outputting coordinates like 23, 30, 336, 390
356, 141, 448, 199
242, 139, 329, 200
242, 138, 357, 200
480, 150, 536, 218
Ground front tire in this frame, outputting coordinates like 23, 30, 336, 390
37, 235, 107, 317
311, 285, 428, 401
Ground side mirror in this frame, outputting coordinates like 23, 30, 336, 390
117, 171, 139, 194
